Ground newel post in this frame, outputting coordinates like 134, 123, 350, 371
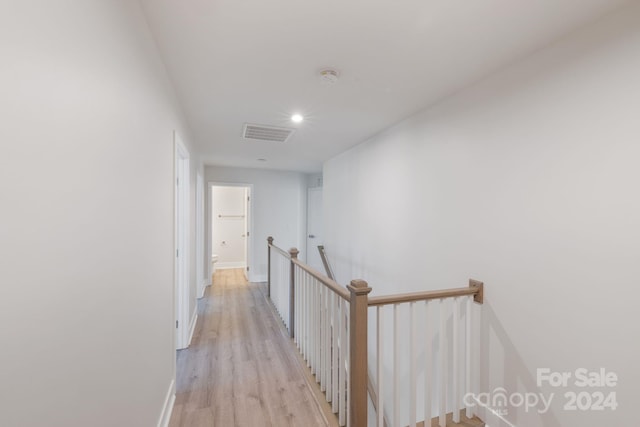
288, 248, 299, 339
348, 279, 372, 427
267, 236, 273, 297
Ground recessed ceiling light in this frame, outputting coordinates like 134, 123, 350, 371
291, 114, 304, 123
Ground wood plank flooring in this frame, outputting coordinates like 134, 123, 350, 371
169, 268, 332, 427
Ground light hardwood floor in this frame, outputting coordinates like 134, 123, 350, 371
168, 268, 333, 427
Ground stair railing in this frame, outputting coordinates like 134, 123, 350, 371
318, 245, 335, 280
267, 237, 485, 427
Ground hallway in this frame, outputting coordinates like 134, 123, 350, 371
169, 269, 333, 427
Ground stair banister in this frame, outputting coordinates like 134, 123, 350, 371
267, 236, 486, 427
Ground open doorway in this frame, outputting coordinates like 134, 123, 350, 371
210, 184, 252, 281
174, 132, 190, 350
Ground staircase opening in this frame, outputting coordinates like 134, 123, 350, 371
266, 236, 486, 427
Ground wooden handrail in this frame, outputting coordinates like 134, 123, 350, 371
268, 239, 348, 300
367, 280, 484, 307
269, 242, 290, 258
291, 257, 350, 301
317, 245, 335, 280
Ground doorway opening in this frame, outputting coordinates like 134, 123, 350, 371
174, 132, 190, 350
209, 184, 252, 282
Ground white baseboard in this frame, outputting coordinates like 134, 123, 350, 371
198, 279, 208, 299
157, 379, 175, 427
250, 274, 267, 283
216, 261, 246, 269
187, 312, 198, 347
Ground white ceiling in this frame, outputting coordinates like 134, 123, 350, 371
141, 0, 629, 173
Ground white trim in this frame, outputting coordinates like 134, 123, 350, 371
187, 312, 198, 347
215, 262, 247, 269
198, 279, 208, 298
251, 274, 267, 283
196, 172, 205, 303
157, 379, 175, 427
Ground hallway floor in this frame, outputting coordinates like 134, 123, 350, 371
169, 268, 331, 427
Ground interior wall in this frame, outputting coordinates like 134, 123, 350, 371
307, 173, 323, 188
205, 166, 308, 282
211, 186, 248, 268
323, 3, 640, 427
0, 1, 199, 426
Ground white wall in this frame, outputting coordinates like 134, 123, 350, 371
212, 186, 247, 268
205, 166, 308, 282
307, 173, 323, 188
0, 1, 199, 426
323, 3, 640, 427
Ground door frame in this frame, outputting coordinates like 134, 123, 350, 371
174, 132, 190, 350
208, 182, 254, 281
196, 172, 205, 299
306, 187, 324, 272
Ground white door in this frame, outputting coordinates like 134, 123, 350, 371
244, 188, 250, 276
306, 188, 324, 273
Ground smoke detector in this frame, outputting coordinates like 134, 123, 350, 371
319, 69, 339, 86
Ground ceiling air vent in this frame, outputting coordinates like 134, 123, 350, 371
242, 123, 295, 143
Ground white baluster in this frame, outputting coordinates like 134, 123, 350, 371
300, 268, 303, 350
304, 272, 309, 363
332, 292, 339, 412
278, 256, 281, 319
424, 300, 432, 426
346, 301, 351, 427
312, 279, 317, 375
301, 270, 305, 359
313, 279, 323, 383
339, 298, 346, 426
298, 267, 302, 348
393, 304, 399, 427
326, 288, 332, 400
311, 277, 316, 373
466, 295, 473, 419
280, 256, 284, 318
410, 302, 417, 427
377, 305, 384, 427
324, 287, 330, 393
453, 297, 460, 423
273, 255, 277, 313
275, 255, 279, 316
439, 298, 447, 427
294, 266, 298, 345
320, 286, 326, 391
317, 284, 321, 383
307, 274, 311, 367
